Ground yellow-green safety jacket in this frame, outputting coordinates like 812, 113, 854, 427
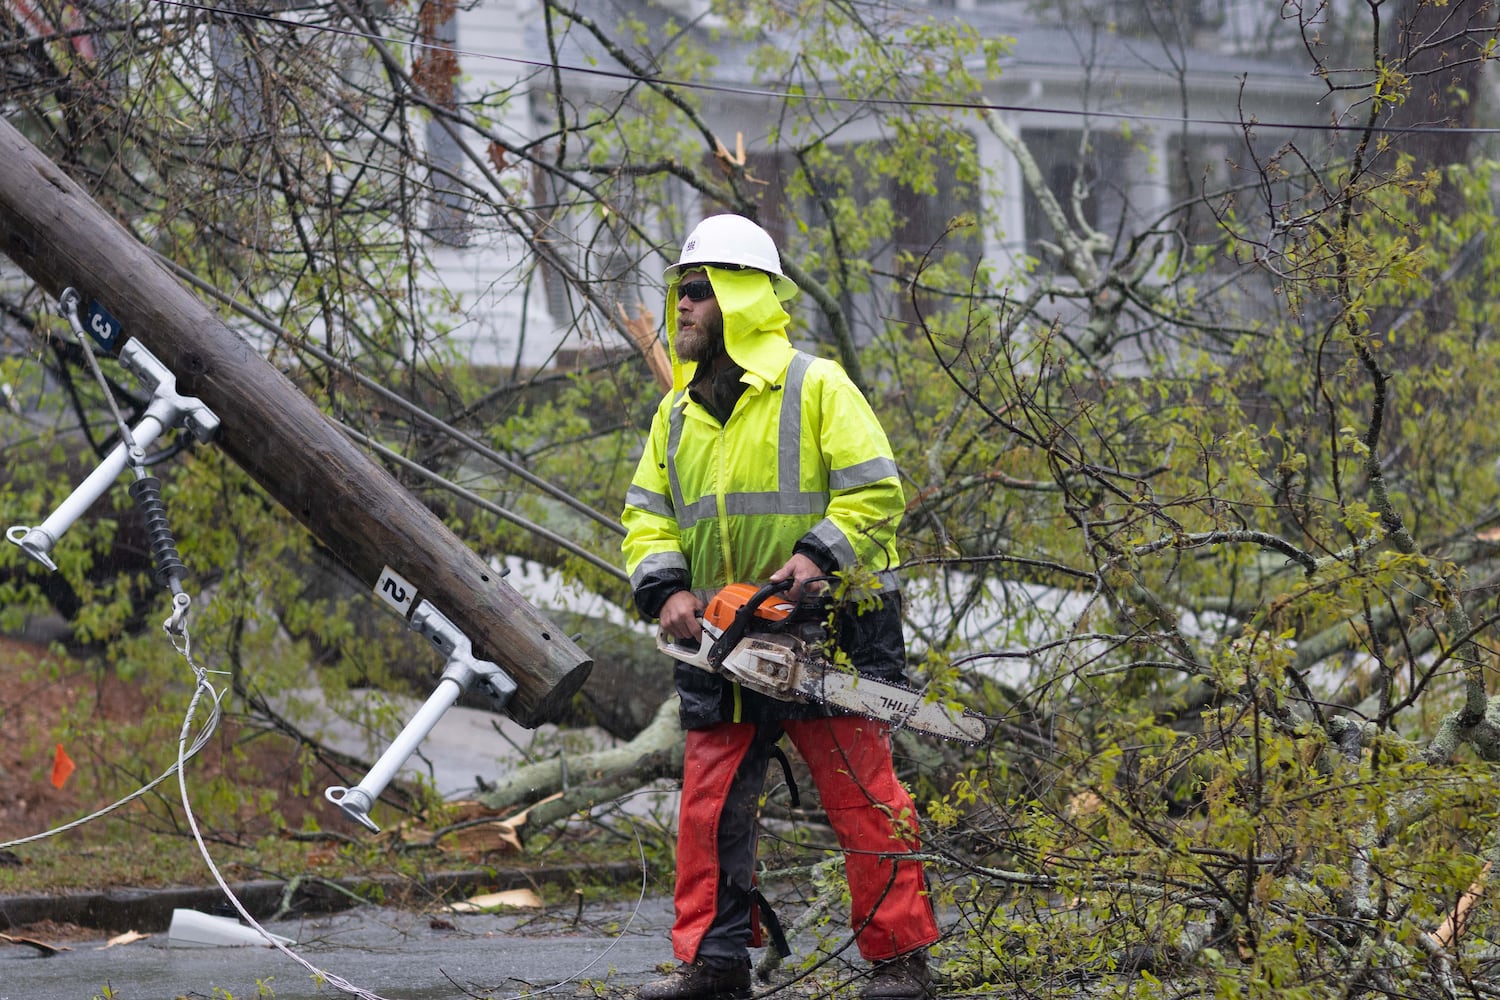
621, 267, 907, 725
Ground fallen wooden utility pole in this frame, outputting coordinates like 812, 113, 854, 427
0, 117, 591, 728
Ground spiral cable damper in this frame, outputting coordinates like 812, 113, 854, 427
129, 475, 186, 592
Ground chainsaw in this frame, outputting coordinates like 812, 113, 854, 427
657, 579, 990, 744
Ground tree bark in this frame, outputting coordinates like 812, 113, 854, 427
0, 117, 591, 727
477, 695, 683, 819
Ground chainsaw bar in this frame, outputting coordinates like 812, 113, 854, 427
657, 626, 991, 744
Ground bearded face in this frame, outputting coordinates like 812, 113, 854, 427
675, 271, 725, 363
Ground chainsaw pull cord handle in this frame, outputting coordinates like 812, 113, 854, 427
706, 578, 794, 669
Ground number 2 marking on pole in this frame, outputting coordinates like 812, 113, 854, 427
375, 565, 417, 616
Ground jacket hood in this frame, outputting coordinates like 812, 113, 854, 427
666, 266, 797, 393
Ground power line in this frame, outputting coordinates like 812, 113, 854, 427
142, 0, 1500, 138
160, 257, 629, 540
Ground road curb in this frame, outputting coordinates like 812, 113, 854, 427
0, 861, 643, 934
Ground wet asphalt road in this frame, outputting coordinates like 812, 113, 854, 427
1, 896, 681, 1000
0, 893, 926, 1000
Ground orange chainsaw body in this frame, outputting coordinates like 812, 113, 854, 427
703, 581, 795, 631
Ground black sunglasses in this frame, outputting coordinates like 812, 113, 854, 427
679, 279, 715, 302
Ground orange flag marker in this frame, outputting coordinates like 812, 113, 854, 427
50, 743, 75, 789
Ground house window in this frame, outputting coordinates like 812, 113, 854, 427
1018, 128, 1138, 262
740, 144, 980, 347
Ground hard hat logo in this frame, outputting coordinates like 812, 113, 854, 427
666, 214, 799, 302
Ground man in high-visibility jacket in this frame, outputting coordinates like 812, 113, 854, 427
622, 215, 938, 1000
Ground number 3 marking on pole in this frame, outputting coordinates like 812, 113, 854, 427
375, 565, 417, 616
85, 301, 122, 350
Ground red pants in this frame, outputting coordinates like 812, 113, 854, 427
672, 716, 939, 963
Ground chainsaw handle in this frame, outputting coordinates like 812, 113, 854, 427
706, 578, 794, 669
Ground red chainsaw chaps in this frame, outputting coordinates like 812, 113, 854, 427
672, 718, 939, 963
672, 723, 755, 961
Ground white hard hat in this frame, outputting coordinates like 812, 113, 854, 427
665, 214, 799, 301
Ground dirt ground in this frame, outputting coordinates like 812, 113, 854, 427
0, 635, 109, 843
0, 635, 370, 945
0, 637, 153, 943
0, 633, 346, 845
0, 634, 611, 949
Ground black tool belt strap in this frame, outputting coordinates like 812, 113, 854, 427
753, 886, 792, 958
769, 744, 800, 808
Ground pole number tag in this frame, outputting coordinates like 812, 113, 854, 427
375, 565, 417, 617
85, 300, 123, 351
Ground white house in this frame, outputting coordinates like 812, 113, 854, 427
426, 0, 1335, 368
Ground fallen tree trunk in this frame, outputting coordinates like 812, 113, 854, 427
0, 117, 590, 727
478, 695, 683, 822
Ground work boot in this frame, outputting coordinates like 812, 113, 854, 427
861, 949, 933, 1000
637, 955, 751, 1000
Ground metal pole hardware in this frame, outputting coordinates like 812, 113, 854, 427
324, 600, 517, 833
7, 332, 219, 571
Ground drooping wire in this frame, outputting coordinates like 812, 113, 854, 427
157, 261, 626, 541
171, 623, 396, 1000
170, 615, 656, 1000
141, 0, 1500, 138
61, 288, 139, 460
0, 296, 218, 850
58, 290, 195, 633
480, 793, 656, 1000
0, 678, 221, 851
338, 421, 627, 581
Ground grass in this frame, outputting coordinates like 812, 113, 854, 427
0, 812, 665, 905
0, 640, 673, 915
1, 825, 383, 894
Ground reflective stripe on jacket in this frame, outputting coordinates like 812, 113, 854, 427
620, 266, 908, 726
622, 349, 903, 596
